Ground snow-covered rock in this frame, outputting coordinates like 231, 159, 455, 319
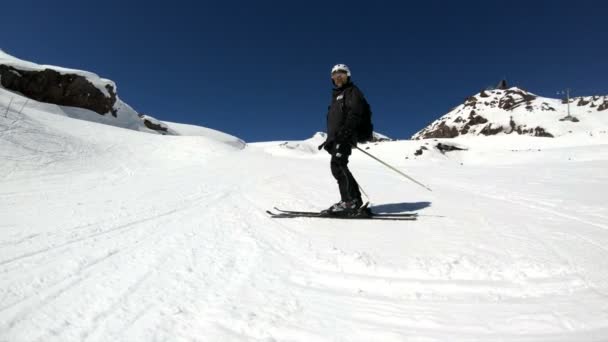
0, 49, 155, 133
413, 86, 608, 139
0, 50, 246, 144
371, 131, 392, 142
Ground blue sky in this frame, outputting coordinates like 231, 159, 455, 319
1, 0, 607, 141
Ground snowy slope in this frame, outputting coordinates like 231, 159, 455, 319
413, 87, 608, 139
3, 87, 608, 341
164, 120, 246, 148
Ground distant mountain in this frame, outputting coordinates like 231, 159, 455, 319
412, 86, 608, 140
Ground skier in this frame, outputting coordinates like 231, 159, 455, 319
320, 64, 372, 214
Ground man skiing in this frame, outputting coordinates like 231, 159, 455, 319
320, 64, 371, 215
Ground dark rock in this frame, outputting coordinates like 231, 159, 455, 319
499, 88, 537, 111
559, 115, 580, 122
414, 146, 428, 156
513, 125, 554, 137
467, 110, 488, 125
464, 96, 478, 108
598, 100, 608, 111
541, 102, 556, 111
436, 143, 467, 153
480, 90, 490, 98
417, 121, 459, 139
0, 64, 117, 115
577, 98, 590, 106
533, 127, 553, 137
480, 124, 504, 135
460, 111, 489, 135
141, 117, 168, 132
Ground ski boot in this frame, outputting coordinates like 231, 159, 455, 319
324, 198, 364, 216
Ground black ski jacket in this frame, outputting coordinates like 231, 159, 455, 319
325, 82, 367, 145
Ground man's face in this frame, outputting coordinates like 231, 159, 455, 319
331, 71, 348, 87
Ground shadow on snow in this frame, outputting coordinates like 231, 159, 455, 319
370, 202, 431, 214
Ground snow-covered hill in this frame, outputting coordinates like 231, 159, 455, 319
0, 50, 242, 140
413, 86, 608, 139
0, 50, 154, 132
2, 58, 608, 341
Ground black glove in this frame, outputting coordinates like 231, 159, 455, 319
322, 140, 334, 153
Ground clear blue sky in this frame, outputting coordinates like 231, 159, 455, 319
1, 0, 607, 141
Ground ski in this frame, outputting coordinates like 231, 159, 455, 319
266, 210, 417, 221
272, 205, 418, 218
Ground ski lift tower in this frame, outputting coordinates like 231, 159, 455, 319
558, 88, 571, 117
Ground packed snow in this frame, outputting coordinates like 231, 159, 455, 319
2, 83, 608, 341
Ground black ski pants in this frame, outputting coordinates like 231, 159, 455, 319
330, 145, 362, 202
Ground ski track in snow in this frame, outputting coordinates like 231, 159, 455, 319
2, 102, 608, 341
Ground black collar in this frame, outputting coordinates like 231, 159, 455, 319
332, 81, 353, 92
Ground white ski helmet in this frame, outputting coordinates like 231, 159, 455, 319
331, 64, 351, 77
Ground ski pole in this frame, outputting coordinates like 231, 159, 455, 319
355, 146, 432, 192
358, 184, 370, 202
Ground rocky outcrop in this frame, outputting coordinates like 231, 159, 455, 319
559, 115, 580, 122
414, 146, 428, 156
498, 88, 537, 111
476, 118, 554, 137
413, 142, 467, 157
418, 121, 460, 139
139, 115, 168, 133
507, 117, 554, 137
460, 111, 488, 134
436, 142, 467, 153
411, 86, 608, 140
0, 65, 117, 116
137, 114, 177, 135
480, 123, 504, 136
